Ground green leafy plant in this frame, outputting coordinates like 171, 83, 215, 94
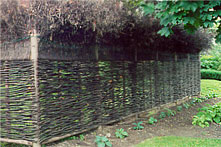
177, 106, 183, 112
115, 128, 128, 139
206, 91, 218, 99
183, 103, 190, 109
189, 100, 196, 106
95, 136, 112, 147
165, 108, 176, 117
201, 55, 220, 71
192, 102, 221, 128
60, 134, 82, 141
79, 134, 85, 141
148, 117, 157, 125
133, 121, 144, 130
192, 97, 203, 103
140, 1, 221, 43
159, 112, 166, 119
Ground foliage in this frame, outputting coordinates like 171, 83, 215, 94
189, 99, 197, 106
95, 136, 112, 147
133, 121, 144, 130
201, 56, 220, 71
148, 117, 157, 125
140, 1, 221, 43
115, 128, 128, 139
159, 112, 166, 119
136, 136, 221, 147
176, 106, 183, 112
192, 97, 203, 103
192, 102, 221, 128
79, 134, 85, 141
206, 91, 218, 99
59, 134, 85, 142
201, 69, 221, 80
183, 103, 190, 109
165, 108, 176, 117
200, 43, 221, 71
0, 142, 28, 147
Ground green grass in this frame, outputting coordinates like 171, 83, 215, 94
136, 136, 221, 147
201, 79, 221, 97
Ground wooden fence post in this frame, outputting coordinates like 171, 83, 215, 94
95, 45, 99, 61
30, 30, 41, 147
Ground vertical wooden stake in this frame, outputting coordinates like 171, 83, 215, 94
5, 60, 11, 136
31, 30, 41, 147
174, 52, 177, 62
95, 45, 99, 61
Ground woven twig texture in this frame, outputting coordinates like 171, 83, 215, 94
0, 56, 200, 143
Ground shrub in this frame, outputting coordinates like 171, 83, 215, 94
200, 43, 221, 71
201, 56, 220, 71
201, 69, 221, 80
192, 102, 221, 128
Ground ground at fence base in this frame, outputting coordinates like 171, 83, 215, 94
46, 96, 221, 147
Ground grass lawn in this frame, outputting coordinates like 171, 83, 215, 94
137, 79, 221, 147
136, 136, 221, 147
201, 79, 221, 97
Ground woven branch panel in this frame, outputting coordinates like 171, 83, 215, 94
0, 55, 200, 144
0, 60, 37, 141
37, 58, 200, 143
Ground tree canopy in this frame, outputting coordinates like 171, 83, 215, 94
140, 0, 221, 43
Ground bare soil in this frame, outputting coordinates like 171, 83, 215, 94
47, 98, 221, 147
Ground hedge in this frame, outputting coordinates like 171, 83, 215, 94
200, 55, 221, 71
201, 69, 221, 81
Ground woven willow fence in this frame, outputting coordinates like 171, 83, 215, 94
0, 34, 200, 146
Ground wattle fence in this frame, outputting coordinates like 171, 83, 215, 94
0, 34, 200, 146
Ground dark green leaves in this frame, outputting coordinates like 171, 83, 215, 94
140, 2, 154, 15
148, 117, 157, 125
95, 136, 112, 147
115, 128, 128, 139
157, 27, 172, 37
133, 121, 144, 130
139, 1, 221, 43
179, 2, 198, 12
192, 102, 221, 128
183, 17, 196, 25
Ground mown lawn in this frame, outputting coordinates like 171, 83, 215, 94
136, 136, 221, 147
137, 79, 221, 147
201, 79, 221, 97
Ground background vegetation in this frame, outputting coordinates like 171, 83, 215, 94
201, 43, 221, 80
